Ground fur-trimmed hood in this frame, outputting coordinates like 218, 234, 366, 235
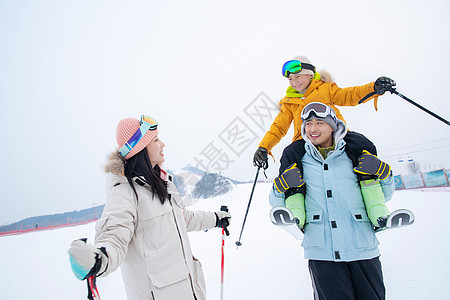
102, 150, 128, 196
317, 69, 334, 83
103, 149, 126, 176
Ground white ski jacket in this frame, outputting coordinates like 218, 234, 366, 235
95, 151, 216, 300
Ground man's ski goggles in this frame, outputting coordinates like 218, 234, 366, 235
119, 115, 158, 158
301, 102, 337, 122
282, 60, 316, 77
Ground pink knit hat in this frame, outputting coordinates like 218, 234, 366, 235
116, 117, 159, 159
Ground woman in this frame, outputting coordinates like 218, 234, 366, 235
68, 115, 231, 300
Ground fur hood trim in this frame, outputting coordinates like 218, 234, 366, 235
318, 69, 333, 83
103, 149, 125, 176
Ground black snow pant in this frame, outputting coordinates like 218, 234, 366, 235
308, 257, 385, 300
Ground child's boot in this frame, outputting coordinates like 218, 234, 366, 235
360, 178, 390, 228
285, 192, 306, 229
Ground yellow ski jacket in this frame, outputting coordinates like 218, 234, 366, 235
259, 72, 379, 153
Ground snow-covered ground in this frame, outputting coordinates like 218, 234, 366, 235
1, 183, 449, 299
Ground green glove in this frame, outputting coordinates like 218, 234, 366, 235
274, 163, 305, 193
353, 150, 391, 180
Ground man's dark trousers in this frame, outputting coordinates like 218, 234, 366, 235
308, 257, 385, 300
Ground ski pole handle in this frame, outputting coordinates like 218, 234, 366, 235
220, 206, 230, 236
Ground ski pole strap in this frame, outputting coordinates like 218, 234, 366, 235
358, 91, 377, 104
87, 276, 101, 300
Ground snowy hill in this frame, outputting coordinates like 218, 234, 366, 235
1, 183, 449, 299
168, 168, 238, 206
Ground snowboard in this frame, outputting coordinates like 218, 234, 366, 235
270, 206, 304, 240
270, 207, 415, 239
375, 208, 415, 233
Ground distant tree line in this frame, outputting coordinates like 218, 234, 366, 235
1, 172, 238, 231
0, 205, 104, 233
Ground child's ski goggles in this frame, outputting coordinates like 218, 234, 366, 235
119, 115, 158, 158
282, 60, 316, 77
301, 102, 337, 122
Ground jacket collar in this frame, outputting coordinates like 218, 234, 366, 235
283, 69, 335, 99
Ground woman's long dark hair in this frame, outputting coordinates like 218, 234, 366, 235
124, 149, 168, 204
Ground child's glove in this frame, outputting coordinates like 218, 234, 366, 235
374, 76, 396, 95
68, 239, 108, 280
253, 147, 268, 169
274, 163, 305, 193
353, 150, 391, 180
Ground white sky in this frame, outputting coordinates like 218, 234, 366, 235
1, 0, 449, 224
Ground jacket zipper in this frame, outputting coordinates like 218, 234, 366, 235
169, 196, 198, 298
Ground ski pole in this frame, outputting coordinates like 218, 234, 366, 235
87, 276, 101, 300
235, 167, 261, 248
389, 88, 450, 126
359, 87, 450, 126
220, 205, 229, 300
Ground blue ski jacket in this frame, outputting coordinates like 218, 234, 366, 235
269, 119, 394, 262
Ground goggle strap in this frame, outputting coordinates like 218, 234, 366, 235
299, 63, 315, 72
118, 121, 153, 158
119, 145, 130, 157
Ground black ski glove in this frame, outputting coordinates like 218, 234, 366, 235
274, 163, 305, 193
353, 150, 392, 180
253, 147, 268, 169
374, 76, 396, 95
215, 206, 231, 236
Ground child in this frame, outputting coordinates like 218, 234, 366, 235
253, 55, 396, 169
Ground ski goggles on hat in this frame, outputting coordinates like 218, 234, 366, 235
282, 60, 316, 77
119, 115, 158, 158
301, 102, 337, 122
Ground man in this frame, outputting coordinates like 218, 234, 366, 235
270, 103, 394, 299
